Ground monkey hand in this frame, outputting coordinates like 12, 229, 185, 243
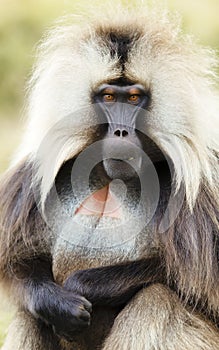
32, 283, 92, 342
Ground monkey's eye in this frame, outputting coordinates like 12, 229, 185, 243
102, 94, 116, 103
127, 94, 141, 104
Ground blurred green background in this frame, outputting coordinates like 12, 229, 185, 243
0, 0, 219, 346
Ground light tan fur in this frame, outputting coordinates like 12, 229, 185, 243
103, 284, 219, 350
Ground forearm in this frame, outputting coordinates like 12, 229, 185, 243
64, 257, 165, 306
7, 255, 54, 310
8, 255, 91, 341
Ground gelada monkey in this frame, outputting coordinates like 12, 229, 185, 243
0, 3, 219, 350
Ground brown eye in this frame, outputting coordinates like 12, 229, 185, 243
103, 94, 116, 102
128, 94, 140, 104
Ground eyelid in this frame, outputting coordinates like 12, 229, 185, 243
128, 88, 142, 95
102, 88, 115, 95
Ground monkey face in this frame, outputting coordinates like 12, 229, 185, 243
92, 83, 150, 180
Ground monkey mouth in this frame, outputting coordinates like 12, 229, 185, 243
111, 157, 135, 162
103, 157, 141, 181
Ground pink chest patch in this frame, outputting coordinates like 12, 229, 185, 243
75, 186, 122, 218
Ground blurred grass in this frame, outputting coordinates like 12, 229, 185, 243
0, 119, 23, 172
0, 0, 66, 117
0, 299, 14, 347
0, 0, 219, 346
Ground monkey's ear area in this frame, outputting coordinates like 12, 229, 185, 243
75, 185, 123, 218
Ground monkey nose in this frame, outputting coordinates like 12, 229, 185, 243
114, 129, 129, 137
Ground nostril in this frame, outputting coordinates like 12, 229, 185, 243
122, 130, 129, 137
114, 129, 121, 137
114, 129, 129, 137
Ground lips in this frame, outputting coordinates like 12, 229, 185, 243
112, 157, 135, 161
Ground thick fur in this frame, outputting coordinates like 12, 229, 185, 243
0, 2, 219, 350
103, 284, 219, 350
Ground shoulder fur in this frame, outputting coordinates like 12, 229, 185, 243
0, 159, 49, 280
